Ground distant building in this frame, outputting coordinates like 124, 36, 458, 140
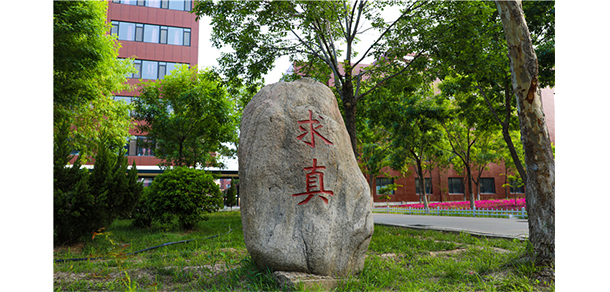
72, 1, 199, 185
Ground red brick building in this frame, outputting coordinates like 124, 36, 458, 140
75, 0, 200, 186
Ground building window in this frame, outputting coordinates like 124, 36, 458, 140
135, 136, 154, 156
167, 27, 184, 45
133, 60, 142, 79
145, 0, 161, 8
480, 178, 496, 194
141, 60, 158, 79
118, 21, 135, 41
111, 21, 191, 46
144, 24, 159, 43
168, 0, 185, 11
509, 180, 525, 193
183, 28, 191, 46
375, 178, 394, 195
415, 178, 432, 194
448, 178, 464, 194
113, 0, 191, 11
160, 26, 168, 44
138, 177, 154, 187
135, 24, 144, 42
123, 59, 185, 80
111, 21, 119, 36
158, 62, 167, 79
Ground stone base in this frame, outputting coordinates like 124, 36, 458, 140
273, 271, 338, 291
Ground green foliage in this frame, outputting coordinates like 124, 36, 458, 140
194, 0, 440, 157
367, 74, 446, 207
146, 167, 224, 229
54, 126, 143, 246
131, 187, 154, 228
133, 66, 238, 169
53, 0, 136, 161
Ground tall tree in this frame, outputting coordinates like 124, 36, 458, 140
369, 78, 444, 210
194, 0, 437, 158
495, 0, 555, 266
133, 66, 238, 169
429, 1, 554, 187
470, 130, 503, 201
54, 0, 135, 161
357, 121, 392, 199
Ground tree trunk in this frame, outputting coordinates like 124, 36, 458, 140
438, 168, 444, 203
465, 164, 475, 210
496, 0, 555, 266
342, 74, 359, 159
415, 159, 430, 210
501, 85, 528, 185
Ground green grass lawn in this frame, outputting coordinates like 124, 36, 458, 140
53, 211, 554, 291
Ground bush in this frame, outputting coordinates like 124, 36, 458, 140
147, 167, 223, 229
54, 124, 143, 245
131, 187, 154, 228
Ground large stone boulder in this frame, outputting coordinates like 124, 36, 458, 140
238, 78, 374, 277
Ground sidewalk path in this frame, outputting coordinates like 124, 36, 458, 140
372, 213, 529, 240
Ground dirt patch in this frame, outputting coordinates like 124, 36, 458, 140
429, 248, 468, 257
53, 242, 86, 255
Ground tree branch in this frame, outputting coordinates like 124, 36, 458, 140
355, 50, 425, 102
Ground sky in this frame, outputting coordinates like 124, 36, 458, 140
196, 6, 404, 86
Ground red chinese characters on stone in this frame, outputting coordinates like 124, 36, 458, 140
296, 110, 333, 148
292, 158, 334, 205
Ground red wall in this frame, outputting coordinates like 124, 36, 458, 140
371, 161, 526, 203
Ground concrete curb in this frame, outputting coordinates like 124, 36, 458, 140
374, 221, 528, 241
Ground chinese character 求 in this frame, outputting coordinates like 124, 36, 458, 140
296, 110, 333, 148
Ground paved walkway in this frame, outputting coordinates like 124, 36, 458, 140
372, 213, 529, 240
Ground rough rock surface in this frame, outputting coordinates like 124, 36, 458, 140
273, 271, 338, 290
238, 78, 374, 277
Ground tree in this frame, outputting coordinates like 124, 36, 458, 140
428, 1, 554, 188
54, 0, 135, 161
495, 0, 555, 266
357, 120, 392, 199
439, 114, 477, 210
224, 178, 239, 210
369, 77, 444, 210
193, 0, 438, 158
133, 66, 238, 169
470, 130, 502, 201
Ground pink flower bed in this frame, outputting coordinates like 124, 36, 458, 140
397, 198, 526, 211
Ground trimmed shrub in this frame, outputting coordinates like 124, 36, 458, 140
147, 167, 223, 229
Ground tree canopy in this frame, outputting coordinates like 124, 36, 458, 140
53, 0, 135, 161
194, 0, 438, 158
133, 66, 238, 169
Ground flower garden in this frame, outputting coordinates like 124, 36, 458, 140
396, 198, 526, 211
